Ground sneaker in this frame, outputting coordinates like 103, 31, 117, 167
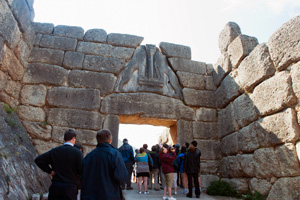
169, 197, 176, 200
173, 191, 177, 195
162, 196, 168, 200
199, 187, 202, 193
126, 187, 133, 190
144, 191, 149, 194
182, 189, 187, 194
137, 191, 142, 194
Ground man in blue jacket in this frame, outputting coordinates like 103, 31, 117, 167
118, 138, 135, 190
81, 129, 128, 200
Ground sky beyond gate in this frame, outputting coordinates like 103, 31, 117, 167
33, 0, 300, 148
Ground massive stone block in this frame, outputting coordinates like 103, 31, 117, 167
0, 71, 7, 91
54, 25, 84, 39
212, 53, 232, 87
5, 80, 21, 99
200, 160, 219, 174
159, 42, 191, 59
221, 132, 238, 156
68, 70, 116, 96
15, 38, 31, 65
33, 22, 54, 34
268, 15, 300, 71
220, 155, 255, 178
18, 105, 45, 122
20, 85, 47, 106
101, 93, 194, 120
291, 62, 300, 99
39, 35, 77, 51
63, 51, 85, 69
83, 55, 126, 74
47, 87, 101, 110
195, 107, 217, 122
297, 141, 300, 163
218, 22, 241, 53
48, 108, 103, 130
177, 120, 193, 145
103, 114, 120, 147
267, 177, 300, 200
195, 139, 222, 160
218, 103, 238, 138
237, 123, 260, 153
107, 33, 144, 48
193, 121, 218, 139
237, 44, 275, 92
1, 45, 24, 81
177, 71, 205, 90
250, 71, 297, 116
28, 47, 64, 66
200, 175, 219, 189
168, 57, 206, 74
22, 121, 51, 140
83, 29, 107, 43
222, 178, 249, 193
206, 76, 217, 91
183, 88, 215, 108
23, 63, 68, 86
249, 178, 272, 196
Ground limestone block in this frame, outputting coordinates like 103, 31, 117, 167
18, 105, 45, 122
218, 22, 241, 53
33, 22, 54, 34
291, 62, 300, 99
177, 120, 193, 145
215, 72, 242, 108
84, 29, 107, 43
0, 37, 4, 64
249, 178, 272, 196
34, 33, 42, 47
206, 76, 217, 91
39, 35, 77, 51
297, 141, 300, 163
219, 156, 237, 178
48, 108, 103, 130
15, 38, 31, 65
22, 121, 51, 140
218, 103, 238, 138
68, 70, 116, 96
183, 88, 215, 108
32, 139, 60, 154
206, 64, 214, 75
250, 71, 297, 116
193, 121, 218, 139
212, 53, 232, 87
83, 55, 126, 74
200, 175, 219, 189
23, 23, 36, 48
238, 154, 256, 177
267, 177, 300, 200
228, 34, 258, 69
195, 107, 217, 122
0, 70, 7, 90
28, 47, 64, 66
20, 85, 47, 106
195, 139, 221, 160
237, 123, 260, 153
101, 93, 194, 120
0, 1, 21, 49
222, 178, 249, 193
2, 45, 24, 81
168, 57, 206, 74
77, 42, 135, 60
23, 63, 68, 86
107, 33, 144, 48
63, 51, 84, 69
177, 71, 205, 90
200, 160, 219, 174
220, 155, 255, 178
221, 132, 238, 156
103, 114, 120, 147
32, 194, 40, 200
47, 87, 101, 110
5, 80, 21, 99
238, 44, 275, 92
268, 15, 300, 71
159, 42, 191, 59
0, 92, 19, 108
54, 25, 84, 39
233, 94, 258, 128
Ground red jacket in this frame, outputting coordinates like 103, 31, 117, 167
160, 152, 176, 174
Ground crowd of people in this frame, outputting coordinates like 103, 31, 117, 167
34, 129, 201, 200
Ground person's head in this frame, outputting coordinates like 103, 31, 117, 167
191, 140, 198, 147
169, 146, 175, 153
96, 129, 112, 144
163, 143, 169, 149
74, 143, 84, 153
123, 138, 128, 143
64, 129, 76, 144
135, 149, 139, 154
180, 146, 186, 153
139, 147, 145, 154
184, 142, 190, 149
151, 145, 157, 152
143, 144, 148, 149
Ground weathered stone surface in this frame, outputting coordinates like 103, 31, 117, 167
206, 76, 217, 91
0, 91, 19, 108
159, 42, 191, 59
291, 62, 300, 99
107, 33, 143, 48
28, 47, 64, 66
200, 175, 219, 189
48, 108, 103, 130
5, 80, 21, 99
0, 70, 7, 90
39, 35, 77, 51
1, 45, 24, 81
212, 53, 232, 87
101, 93, 194, 120
221, 132, 238, 156
169, 57, 206, 74
268, 15, 300, 71
23, 63, 68, 86
84, 29, 107, 43
33, 33, 42, 47
233, 94, 258, 128
103, 115, 120, 147
249, 178, 272, 196
22, 121, 51, 140
200, 160, 219, 174
33, 22, 54, 34
218, 103, 238, 138
63, 51, 84, 69
18, 105, 45, 122
195, 139, 221, 160
77, 42, 135, 60
238, 44, 275, 92
222, 178, 249, 193
215, 72, 242, 108
32, 139, 60, 154
15, 38, 31, 65
206, 64, 214, 75
193, 121, 218, 139
0, 37, 4, 64
183, 88, 215, 108
68, 70, 116, 96
54, 25, 84, 39
20, 85, 47, 106
219, 22, 241, 53
0, 1, 21, 49
297, 141, 300, 163
177, 71, 205, 90
195, 107, 217, 122
83, 55, 126, 74
267, 177, 300, 200
250, 71, 297, 116
228, 34, 258, 69
47, 87, 101, 110
237, 123, 260, 153
177, 120, 193, 145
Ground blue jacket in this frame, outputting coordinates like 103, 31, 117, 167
81, 143, 128, 200
177, 153, 186, 173
118, 143, 135, 164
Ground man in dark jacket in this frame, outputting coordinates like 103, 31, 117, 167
118, 138, 135, 190
35, 129, 83, 200
81, 129, 128, 200
149, 145, 161, 190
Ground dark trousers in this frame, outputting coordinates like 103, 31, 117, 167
122, 162, 133, 188
48, 181, 77, 200
187, 173, 200, 197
